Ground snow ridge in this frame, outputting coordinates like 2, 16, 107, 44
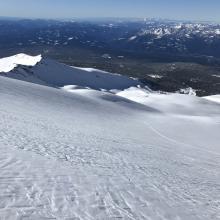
1, 54, 145, 91
0, 53, 42, 73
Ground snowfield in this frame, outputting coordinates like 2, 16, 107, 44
0, 54, 220, 220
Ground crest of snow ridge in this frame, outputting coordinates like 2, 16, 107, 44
0, 53, 42, 73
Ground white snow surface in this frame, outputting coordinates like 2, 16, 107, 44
0, 54, 220, 219
0, 75, 220, 220
117, 87, 220, 115
203, 95, 220, 104
117, 87, 151, 105
128, 36, 137, 41
0, 53, 42, 73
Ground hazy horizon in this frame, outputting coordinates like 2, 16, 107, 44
0, 16, 217, 23
0, 0, 220, 22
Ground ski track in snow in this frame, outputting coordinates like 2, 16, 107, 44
0, 76, 220, 219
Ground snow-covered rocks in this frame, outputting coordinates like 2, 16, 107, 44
177, 87, 197, 96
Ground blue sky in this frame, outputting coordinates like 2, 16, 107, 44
0, 0, 219, 22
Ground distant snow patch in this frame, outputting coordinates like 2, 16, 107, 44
215, 29, 220, 35
148, 74, 163, 79
73, 66, 107, 73
61, 85, 91, 92
129, 36, 137, 41
102, 54, 111, 59
212, 74, 220, 78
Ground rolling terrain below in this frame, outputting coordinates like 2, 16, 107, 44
1, 18, 220, 96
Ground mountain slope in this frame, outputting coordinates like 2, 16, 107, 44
0, 54, 144, 91
116, 87, 220, 115
0, 73, 220, 219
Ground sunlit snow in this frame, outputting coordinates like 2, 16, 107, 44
0, 54, 219, 220
0, 53, 42, 73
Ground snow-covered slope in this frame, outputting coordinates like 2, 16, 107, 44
0, 54, 220, 219
203, 95, 220, 104
117, 87, 220, 115
0, 54, 143, 91
0, 72, 220, 219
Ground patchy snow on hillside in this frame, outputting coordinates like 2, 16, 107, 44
0, 53, 42, 73
212, 74, 220, 78
148, 74, 163, 79
128, 36, 137, 41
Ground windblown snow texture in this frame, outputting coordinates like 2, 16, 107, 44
0, 54, 220, 220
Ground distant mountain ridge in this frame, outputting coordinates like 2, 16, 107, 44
2, 19, 220, 60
